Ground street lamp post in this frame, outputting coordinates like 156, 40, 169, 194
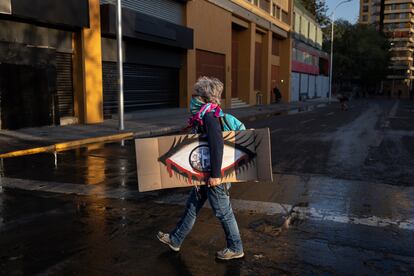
116, 0, 124, 130
329, 0, 352, 103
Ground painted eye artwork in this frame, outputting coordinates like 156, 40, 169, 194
158, 132, 259, 184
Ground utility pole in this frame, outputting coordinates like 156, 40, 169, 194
116, 0, 124, 130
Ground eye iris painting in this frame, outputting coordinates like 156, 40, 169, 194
158, 132, 259, 185
190, 145, 211, 172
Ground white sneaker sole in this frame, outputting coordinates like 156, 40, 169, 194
157, 234, 180, 252
216, 252, 245, 260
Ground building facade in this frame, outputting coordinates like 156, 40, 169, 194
185, 0, 292, 108
359, 0, 383, 28
291, 1, 329, 101
0, 0, 293, 129
0, 0, 102, 129
360, 0, 414, 96
99, 0, 193, 117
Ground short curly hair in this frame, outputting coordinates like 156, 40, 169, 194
193, 76, 223, 105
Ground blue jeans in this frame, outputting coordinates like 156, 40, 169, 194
169, 183, 243, 253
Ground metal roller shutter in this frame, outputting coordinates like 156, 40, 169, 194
102, 62, 179, 117
291, 72, 300, 102
56, 52, 74, 118
308, 75, 316, 99
100, 0, 183, 25
300, 73, 309, 99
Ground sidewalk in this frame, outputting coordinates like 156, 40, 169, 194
0, 100, 329, 156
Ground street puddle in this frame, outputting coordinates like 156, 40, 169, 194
0, 140, 137, 187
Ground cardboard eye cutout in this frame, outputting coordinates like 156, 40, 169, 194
158, 132, 257, 183
135, 129, 272, 192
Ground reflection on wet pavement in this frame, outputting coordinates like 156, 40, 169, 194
2, 138, 414, 229
1, 140, 137, 189
0, 189, 413, 275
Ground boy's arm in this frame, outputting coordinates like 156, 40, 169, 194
203, 113, 224, 178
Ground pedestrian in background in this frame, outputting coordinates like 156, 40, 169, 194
273, 85, 282, 103
337, 94, 349, 111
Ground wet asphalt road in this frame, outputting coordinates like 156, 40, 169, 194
1, 99, 414, 275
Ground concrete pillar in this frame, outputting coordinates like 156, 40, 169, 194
248, 23, 256, 105
185, 49, 196, 108
225, 46, 232, 109
261, 30, 272, 105
73, 0, 103, 124
236, 22, 256, 105
279, 37, 292, 102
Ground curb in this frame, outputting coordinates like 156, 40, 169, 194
0, 101, 329, 159
0, 132, 134, 158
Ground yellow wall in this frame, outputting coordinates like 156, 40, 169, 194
73, 0, 103, 123
184, 0, 293, 106
184, 0, 232, 108
261, 30, 272, 104
280, 37, 292, 102
232, 21, 255, 104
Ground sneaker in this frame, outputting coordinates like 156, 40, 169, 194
216, 248, 244, 260
157, 231, 180, 252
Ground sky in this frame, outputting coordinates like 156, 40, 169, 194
326, 0, 359, 23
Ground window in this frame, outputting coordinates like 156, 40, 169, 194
282, 10, 289, 24
297, 50, 304, 63
259, 0, 270, 12
272, 37, 280, 56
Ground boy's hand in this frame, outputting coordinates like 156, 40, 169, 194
208, 177, 221, 187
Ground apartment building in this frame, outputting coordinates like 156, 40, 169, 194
360, 0, 414, 96
359, 0, 382, 28
291, 0, 330, 101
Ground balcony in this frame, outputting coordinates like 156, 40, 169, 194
391, 46, 414, 51
383, 18, 414, 24
383, 27, 414, 34
391, 56, 414, 61
383, 8, 414, 14
234, 0, 291, 29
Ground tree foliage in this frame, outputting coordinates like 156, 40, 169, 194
323, 20, 390, 89
299, 0, 329, 26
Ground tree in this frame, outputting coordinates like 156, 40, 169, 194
299, 0, 329, 26
323, 20, 390, 92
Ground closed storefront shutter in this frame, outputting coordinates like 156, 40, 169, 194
308, 75, 316, 98
56, 52, 74, 118
316, 75, 323, 97
100, 0, 183, 25
102, 62, 179, 117
300, 73, 309, 99
291, 72, 300, 102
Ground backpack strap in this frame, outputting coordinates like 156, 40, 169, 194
220, 115, 231, 131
